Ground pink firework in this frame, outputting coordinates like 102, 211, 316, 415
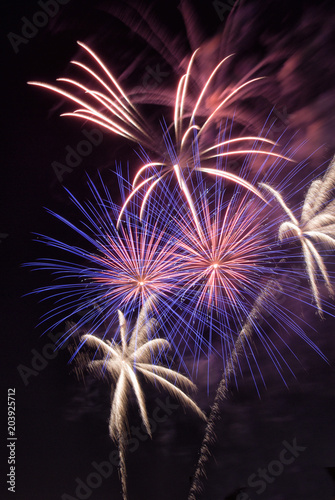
171, 181, 275, 363
28, 42, 293, 231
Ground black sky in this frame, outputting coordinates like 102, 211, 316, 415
2, 1, 335, 499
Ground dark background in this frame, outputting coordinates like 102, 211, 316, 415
2, 1, 335, 499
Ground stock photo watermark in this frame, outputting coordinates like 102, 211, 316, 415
141, 64, 170, 91
51, 128, 104, 183
7, 388, 16, 493
17, 329, 69, 386
270, 106, 289, 137
212, 0, 240, 22
61, 397, 180, 500
237, 438, 307, 499
7, 0, 72, 54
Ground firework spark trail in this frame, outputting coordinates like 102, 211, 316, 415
73, 297, 206, 500
188, 280, 294, 500
28, 42, 294, 231
260, 154, 335, 314
187, 260, 329, 499
108, 1, 295, 135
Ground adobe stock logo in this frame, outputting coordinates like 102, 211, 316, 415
141, 64, 170, 91
51, 128, 104, 183
212, 0, 240, 22
7, 0, 71, 54
17, 329, 69, 386
237, 438, 307, 499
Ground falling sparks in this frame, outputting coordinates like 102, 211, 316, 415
28, 41, 294, 231
73, 297, 206, 500
260, 155, 335, 314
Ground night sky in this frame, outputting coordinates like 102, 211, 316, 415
2, 1, 335, 499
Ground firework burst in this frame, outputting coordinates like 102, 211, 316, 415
260, 154, 335, 314
24, 3, 335, 500
169, 182, 273, 363
28, 150, 325, 378
73, 297, 206, 500
28, 41, 294, 231
27, 176, 188, 356
28, 166, 290, 374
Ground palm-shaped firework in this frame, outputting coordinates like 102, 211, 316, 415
260, 155, 335, 314
74, 297, 206, 500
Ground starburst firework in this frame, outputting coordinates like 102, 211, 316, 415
29, 170, 294, 371
171, 182, 275, 364
28, 178, 188, 354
